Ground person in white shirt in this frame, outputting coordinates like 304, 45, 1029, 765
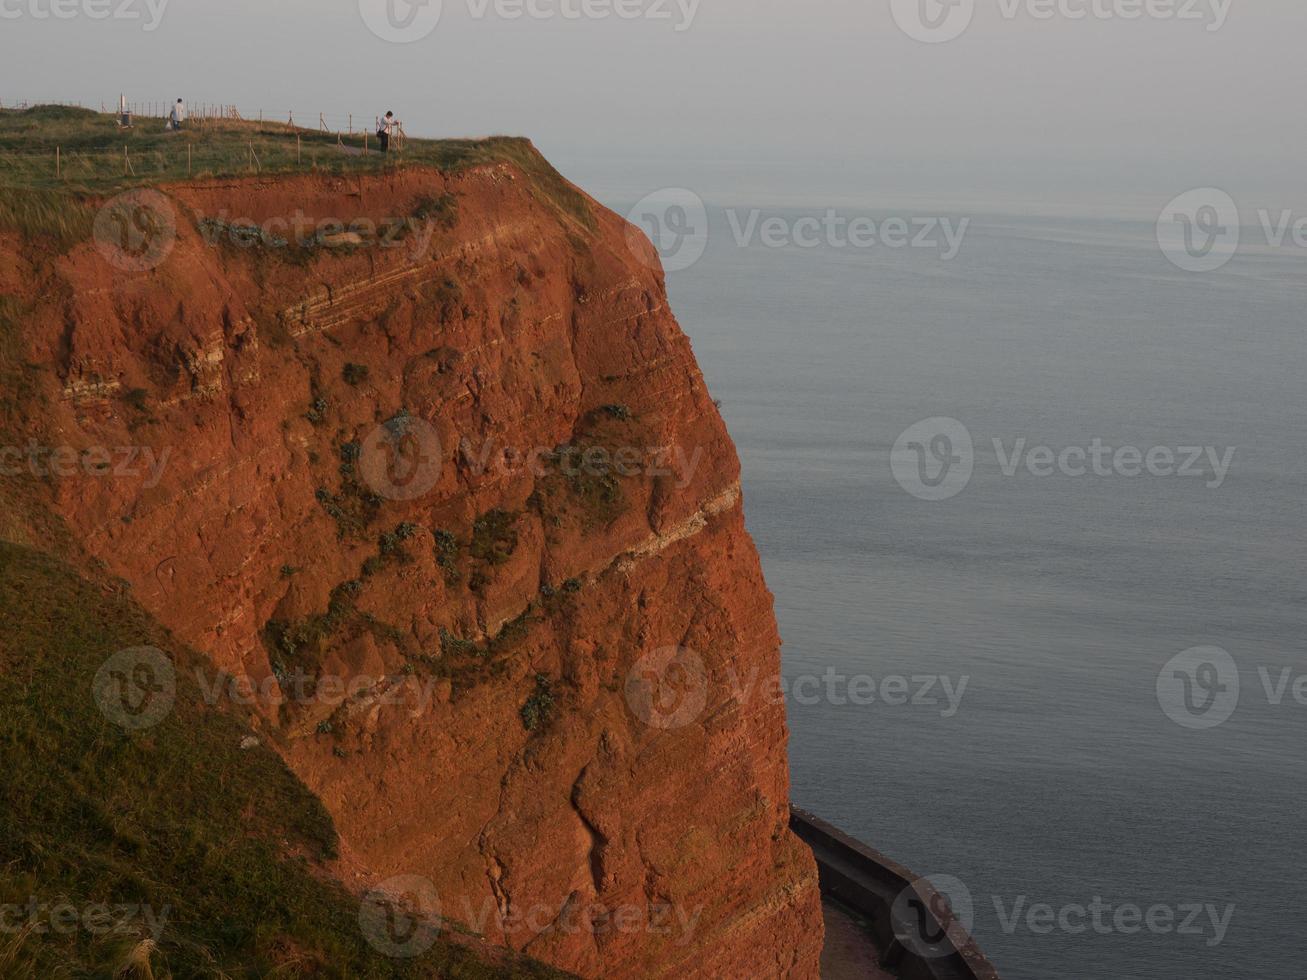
378, 111, 395, 152
169, 99, 186, 131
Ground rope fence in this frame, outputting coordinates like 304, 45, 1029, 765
1, 97, 403, 137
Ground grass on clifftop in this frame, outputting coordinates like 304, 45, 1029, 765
0, 105, 593, 242
0, 541, 565, 979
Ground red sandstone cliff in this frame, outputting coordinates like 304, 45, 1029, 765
0, 148, 823, 978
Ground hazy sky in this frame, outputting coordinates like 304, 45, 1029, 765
1, 0, 1303, 208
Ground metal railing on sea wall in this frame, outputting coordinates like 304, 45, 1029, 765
791, 807, 1001, 980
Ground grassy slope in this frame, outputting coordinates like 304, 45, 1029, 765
0, 543, 567, 979
0, 106, 593, 243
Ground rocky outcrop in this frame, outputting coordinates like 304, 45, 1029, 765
0, 150, 823, 978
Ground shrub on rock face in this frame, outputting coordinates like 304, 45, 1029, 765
122, 387, 150, 413
520, 675, 555, 732
342, 363, 369, 386
384, 408, 413, 437
470, 510, 519, 565
410, 192, 459, 229
599, 403, 632, 421
440, 628, 481, 659
433, 530, 461, 585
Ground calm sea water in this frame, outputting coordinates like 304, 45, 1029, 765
568, 188, 1307, 980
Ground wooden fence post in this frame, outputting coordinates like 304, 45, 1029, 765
56, 146, 61, 179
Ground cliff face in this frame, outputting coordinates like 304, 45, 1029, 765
0, 151, 822, 977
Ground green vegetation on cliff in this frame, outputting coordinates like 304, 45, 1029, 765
0, 542, 566, 979
0, 105, 593, 237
